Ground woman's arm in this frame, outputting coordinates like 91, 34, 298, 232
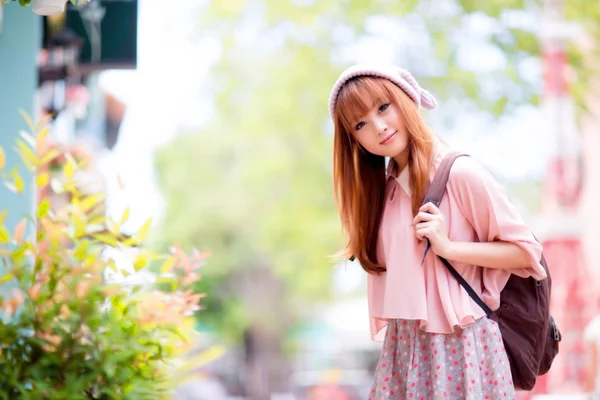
413, 156, 546, 277
414, 202, 531, 270
439, 240, 530, 270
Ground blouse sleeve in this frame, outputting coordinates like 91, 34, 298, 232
447, 156, 547, 280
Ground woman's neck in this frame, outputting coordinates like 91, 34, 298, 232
393, 149, 410, 172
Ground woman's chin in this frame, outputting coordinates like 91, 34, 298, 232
385, 144, 409, 159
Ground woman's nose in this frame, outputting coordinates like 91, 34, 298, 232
375, 119, 388, 135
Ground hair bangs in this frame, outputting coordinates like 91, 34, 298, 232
334, 77, 394, 134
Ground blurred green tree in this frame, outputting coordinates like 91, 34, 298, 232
195, 0, 599, 119
154, 44, 342, 398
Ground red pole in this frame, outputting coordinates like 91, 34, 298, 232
532, 0, 590, 396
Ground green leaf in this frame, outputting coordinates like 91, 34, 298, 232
120, 208, 131, 225
92, 233, 118, 246
36, 171, 49, 189
72, 212, 86, 238
63, 159, 75, 180
155, 276, 177, 291
123, 237, 140, 247
134, 253, 149, 271
135, 219, 152, 243
13, 172, 24, 194
37, 199, 51, 219
39, 149, 60, 165
18, 109, 35, 132
160, 257, 176, 273
15, 140, 37, 171
79, 194, 103, 213
491, 96, 509, 116
0, 227, 10, 244
107, 258, 118, 272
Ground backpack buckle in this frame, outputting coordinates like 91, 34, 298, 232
423, 199, 439, 208
550, 318, 560, 341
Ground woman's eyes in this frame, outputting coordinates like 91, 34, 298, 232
354, 103, 390, 131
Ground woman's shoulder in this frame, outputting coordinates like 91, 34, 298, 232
444, 152, 497, 188
439, 150, 510, 207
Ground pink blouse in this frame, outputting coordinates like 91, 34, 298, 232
368, 141, 547, 341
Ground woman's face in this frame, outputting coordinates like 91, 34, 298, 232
350, 100, 409, 161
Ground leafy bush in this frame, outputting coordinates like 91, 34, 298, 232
0, 117, 209, 399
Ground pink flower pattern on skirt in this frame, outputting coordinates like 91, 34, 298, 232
369, 318, 516, 399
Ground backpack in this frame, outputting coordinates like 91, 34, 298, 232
423, 151, 561, 391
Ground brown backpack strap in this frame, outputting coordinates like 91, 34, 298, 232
419, 152, 494, 316
423, 151, 468, 207
420, 152, 464, 262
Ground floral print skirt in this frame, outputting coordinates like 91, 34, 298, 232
369, 317, 517, 399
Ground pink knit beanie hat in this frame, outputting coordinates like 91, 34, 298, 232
328, 64, 438, 120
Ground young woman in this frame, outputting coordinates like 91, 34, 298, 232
328, 64, 548, 399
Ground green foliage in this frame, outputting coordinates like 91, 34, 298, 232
154, 43, 343, 341
0, 116, 212, 399
197, 0, 544, 117
202, 0, 600, 119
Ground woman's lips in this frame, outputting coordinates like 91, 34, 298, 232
380, 131, 397, 145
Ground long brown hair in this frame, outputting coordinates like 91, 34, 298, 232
332, 77, 434, 274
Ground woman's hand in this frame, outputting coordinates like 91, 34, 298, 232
413, 202, 451, 258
